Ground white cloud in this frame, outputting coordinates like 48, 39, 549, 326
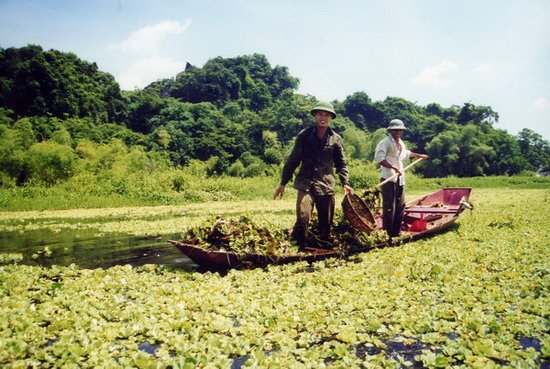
112, 20, 191, 90
533, 97, 550, 109
117, 56, 185, 90
116, 20, 190, 54
412, 60, 458, 88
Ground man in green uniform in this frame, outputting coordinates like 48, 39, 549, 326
274, 101, 353, 248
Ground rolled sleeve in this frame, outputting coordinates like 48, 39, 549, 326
374, 141, 388, 165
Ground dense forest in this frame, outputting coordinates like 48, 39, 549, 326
1, 45, 549, 189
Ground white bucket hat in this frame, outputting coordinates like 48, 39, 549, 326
387, 119, 407, 130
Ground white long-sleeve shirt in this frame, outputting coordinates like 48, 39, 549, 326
374, 135, 411, 185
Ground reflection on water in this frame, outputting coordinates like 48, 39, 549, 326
0, 228, 197, 271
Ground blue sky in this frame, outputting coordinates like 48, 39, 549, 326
1, 0, 549, 139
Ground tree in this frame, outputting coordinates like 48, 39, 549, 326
342, 91, 384, 130
405, 115, 450, 153
457, 102, 498, 126
2, 46, 548, 180
425, 103, 459, 123
0, 108, 14, 125
12, 118, 36, 149
0, 45, 126, 123
51, 127, 73, 146
484, 129, 527, 175
425, 124, 496, 177
269, 65, 299, 97
0, 123, 26, 184
124, 90, 169, 134
262, 131, 284, 165
374, 97, 422, 124
171, 58, 242, 106
423, 130, 462, 177
261, 89, 313, 144
517, 128, 550, 172
245, 80, 272, 111
168, 54, 298, 111
148, 101, 252, 167
152, 123, 194, 166
341, 126, 371, 161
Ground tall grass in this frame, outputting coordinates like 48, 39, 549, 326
408, 174, 550, 190
0, 166, 548, 211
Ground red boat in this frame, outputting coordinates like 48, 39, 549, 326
169, 188, 472, 270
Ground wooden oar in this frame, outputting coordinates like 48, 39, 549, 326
363, 157, 425, 209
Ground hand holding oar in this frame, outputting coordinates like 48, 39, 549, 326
363, 157, 426, 210
373, 157, 425, 191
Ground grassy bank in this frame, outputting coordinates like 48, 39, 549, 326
0, 172, 549, 212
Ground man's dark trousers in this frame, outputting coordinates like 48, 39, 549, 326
291, 189, 335, 247
380, 179, 405, 237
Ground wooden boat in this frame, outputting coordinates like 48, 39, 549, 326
169, 187, 472, 271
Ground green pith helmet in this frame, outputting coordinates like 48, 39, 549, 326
387, 119, 407, 130
310, 101, 337, 119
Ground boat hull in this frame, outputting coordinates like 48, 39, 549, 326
169, 241, 339, 270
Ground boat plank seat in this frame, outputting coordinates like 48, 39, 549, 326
405, 205, 460, 214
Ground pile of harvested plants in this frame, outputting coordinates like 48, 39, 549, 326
180, 212, 391, 256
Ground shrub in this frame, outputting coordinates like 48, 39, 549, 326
347, 160, 380, 189
263, 147, 283, 165
227, 160, 245, 177
26, 141, 77, 185
243, 162, 266, 178
0, 172, 16, 189
171, 172, 188, 192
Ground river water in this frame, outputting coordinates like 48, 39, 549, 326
0, 227, 197, 271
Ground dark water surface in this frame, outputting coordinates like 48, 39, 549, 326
0, 227, 197, 271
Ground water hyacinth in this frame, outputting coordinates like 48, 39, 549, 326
178, 213, 388, 256
0, 188, 548, 367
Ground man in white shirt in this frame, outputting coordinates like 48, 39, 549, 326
374, 119, 429, 237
